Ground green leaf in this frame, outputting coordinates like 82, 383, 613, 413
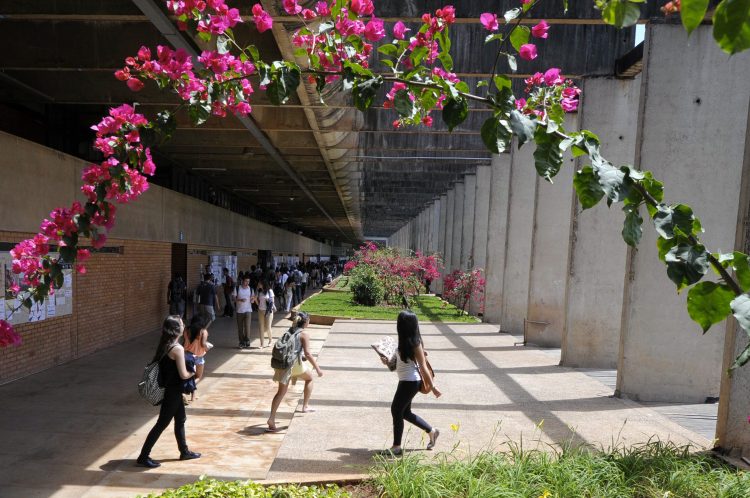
622, 209, 643, 246
410, 46, 429, 66
442, 97, 469, 132
493, 75, 512, 92
188, 102, 211, 125
378, 44, 399, 57
533, 128, 564, 181
480, 116, 512, 154
681, 0, 710, 35
318, 21, 335, 35
477, 81, 489, 88
510, 26, 531, 52
713, 0, 750, 55
352, 76, 383, 112
573, 166, 606, 210
687, 281, 735, 332
730, 340, 750, 372
393, 89, 414, 118
509, 110, 537, 147
731, 294, 750, 334
597, 162, 630, 203
504, 7, 521, 22
600, 0, 642, 28
652, 204, 695, 240
664, 243, 710, 291
732, 252, 750, 291
657, 236, 678, 262
198, 30, 212, 43
216, 35, 230, 54
438, 52, 453, 71
247, 45, 260, 62
485, 33, 503, 43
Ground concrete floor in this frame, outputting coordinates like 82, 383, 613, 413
0, 318, 714, 497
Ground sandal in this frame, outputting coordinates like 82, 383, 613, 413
427, 428, 440, 450
376, 447, 403, 456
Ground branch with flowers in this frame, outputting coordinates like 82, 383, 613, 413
2, 0, 750, 375
443, 268, 486, 316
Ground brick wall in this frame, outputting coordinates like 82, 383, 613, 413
0, 232, 171, 384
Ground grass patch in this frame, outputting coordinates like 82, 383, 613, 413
137, 478, 350, 497
331, 276, 350, 290
369, 441, 750, 498
300, 291, 479, 323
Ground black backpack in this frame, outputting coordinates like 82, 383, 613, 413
271, 328, 302, 370
172, 279, 186, 301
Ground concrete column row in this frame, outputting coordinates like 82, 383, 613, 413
386, 24, 750, 455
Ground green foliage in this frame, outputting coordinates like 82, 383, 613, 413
664, 243, 710, 291
370, 441, 750, 498
442, 97, 469, 131
509, 25, 531, 52
681, 0, 710, 35
687, 281, 736, 333
713, 0, 750, 54
574, 166, 606, 210
352, 75, 383, 112
533, 127, 564, 181
136, 477, 350, 498
349, 264, 385, 306
595, 0, 644, 28
480, 115, 512, 154
299, 292, 480, 323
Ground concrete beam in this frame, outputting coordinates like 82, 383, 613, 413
470, 165, 492, 315
451, 182, 465, 271
461, 174, 477, 270
483, 154, 512, 325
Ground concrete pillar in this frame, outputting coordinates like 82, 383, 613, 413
436, 194, 448, 294
501, 143, 538, 335
470, 166, 492, 315
430, 200, 440, 254
483, 154, 512, 325
444, 188, 455, 273
617, 24, 750, 402
561, 77, 640, 368
461, 174, 477, 270
451, 182, 465, 271
525, 115, 578, 347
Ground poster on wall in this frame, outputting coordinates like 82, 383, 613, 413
0, 251, 73, 325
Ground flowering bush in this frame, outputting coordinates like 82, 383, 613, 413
345, 242, 442, 306
443, 268, 486, 315
349, 264, 385, 306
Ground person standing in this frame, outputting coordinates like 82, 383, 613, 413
380, 310, 441, 456
301, 268, 309, 298
183, 315, 210, 403
137, 315, 200, 468
256, 280, 275, 349
167, 273, 187, 318
233, 276, 254, 349
221, 267, 234, 318
267, 312, 323, 432
284, 279, 295, 313
197, 273, 220, 327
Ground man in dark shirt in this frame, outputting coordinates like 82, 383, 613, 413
167, 273, 187, 318
197, 273, 220, 327
221, 267, 234, 318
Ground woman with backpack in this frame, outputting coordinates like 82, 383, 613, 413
266, 312, 323, 432
379, 310, 441, 456
137, 315, 200, 468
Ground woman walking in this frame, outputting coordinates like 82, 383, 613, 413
137, 315, 200, 468
267, 312, 323, 432
183, 314, 210, 402
381, 310, 441, 456
256, 279, 275, 348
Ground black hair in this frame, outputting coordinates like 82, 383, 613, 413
153, 315, 183, 363
187, 314, 206, 343
291, 311, 310, 331
203, 273, 212, 281
397, 310, 422, 362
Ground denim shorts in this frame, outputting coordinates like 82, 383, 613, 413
194, 356, 205, 366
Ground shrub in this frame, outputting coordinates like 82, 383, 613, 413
137, 477, 350, 497
349, 264, 385, 306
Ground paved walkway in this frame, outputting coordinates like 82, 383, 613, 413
0, 316, 714, 497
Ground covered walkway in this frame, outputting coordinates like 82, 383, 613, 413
0, 315, 714, 497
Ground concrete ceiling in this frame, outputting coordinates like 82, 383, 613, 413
0, 0, 658, 242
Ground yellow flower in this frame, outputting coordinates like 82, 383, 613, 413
450, 423, 460, 433
539, 491, 552, 498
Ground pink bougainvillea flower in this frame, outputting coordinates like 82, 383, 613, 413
0, 320, 22, 347
543, 67, 562, 86
252, 3, 274, 32
519, 43, 538, 61
126, 78, 144, 92
364, 17, 386, 42
393, 21, 410, 40
301, 8, 316, 20
282, 0, 302, 15
351, 0, 375, 16
531, 20, 549, 39
521, 0, 533, 4
480, 13, 499, 32
315, 1, 330, 16
422, 115, 433, 127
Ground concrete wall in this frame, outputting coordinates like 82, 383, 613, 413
470, 165, 492, 315
436, 194, 448, 294
616, 24, 750, 402
561, 77, 640, 368
450, 182, 465, 271
500, 144, 538, 335
483, 154, 512, 325
444, 188, 455, 274
461, 174, 477, 270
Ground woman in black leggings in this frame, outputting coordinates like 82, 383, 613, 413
380, 310, 442, 456
137, 315, 200, 468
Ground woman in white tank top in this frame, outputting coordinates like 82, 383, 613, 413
379, 310, 441, 456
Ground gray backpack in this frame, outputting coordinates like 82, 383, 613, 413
271, 328, 302, 370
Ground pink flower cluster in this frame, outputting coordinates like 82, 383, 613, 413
0, 320, 21, 347
166, 0, 241, 34
252, 4, 274, 33
480, 15, 549, 61
443, 268, 486, 314
517, 67, 581, 117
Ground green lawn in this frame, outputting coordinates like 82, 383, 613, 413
300, 291, 480, 323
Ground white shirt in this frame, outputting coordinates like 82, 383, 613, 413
258, 289, 274, 311
302, 272, 309, 283
281, 273, 289, 285
396, 352, 420, 382
234, 285, 254, 314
